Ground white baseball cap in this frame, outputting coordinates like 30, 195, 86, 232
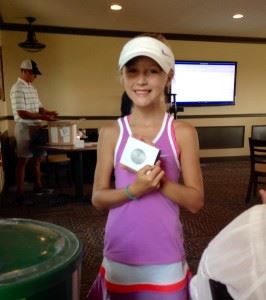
20, 59, 42, 75
118, 36, 175, 74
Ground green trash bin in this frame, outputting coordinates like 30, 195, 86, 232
0, 218, 83, 300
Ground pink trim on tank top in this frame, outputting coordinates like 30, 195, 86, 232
171, 121, 180, 155
127, 114, 180, 155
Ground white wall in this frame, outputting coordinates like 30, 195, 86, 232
2, 30, 266, 157
3, 31, 124, 116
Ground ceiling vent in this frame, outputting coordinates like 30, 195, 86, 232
18, 17, 46, 52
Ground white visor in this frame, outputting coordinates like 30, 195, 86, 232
118, 36, 175, 74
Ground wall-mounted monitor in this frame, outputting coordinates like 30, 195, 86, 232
170, 60, 237, 107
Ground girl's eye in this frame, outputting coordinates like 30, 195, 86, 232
125, 66, 162, 75
150, 68, 160, 74
126, 67, 137, 73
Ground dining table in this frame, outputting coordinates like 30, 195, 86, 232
40, 142, 97, 202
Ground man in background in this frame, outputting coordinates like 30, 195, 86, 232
10, 59, 58, 204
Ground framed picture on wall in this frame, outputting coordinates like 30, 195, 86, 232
0, 47, 4, 101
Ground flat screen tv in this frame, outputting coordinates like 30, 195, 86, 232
170, 60, 237, 107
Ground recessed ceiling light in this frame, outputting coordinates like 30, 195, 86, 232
233, 14, 244, 19
110, 4, 122, 11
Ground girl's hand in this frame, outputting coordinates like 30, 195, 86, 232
129, 161, 164, 198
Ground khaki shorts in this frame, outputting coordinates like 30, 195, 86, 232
14, 123, 46, 158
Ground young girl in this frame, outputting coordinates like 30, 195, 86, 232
87, 34, 204, 300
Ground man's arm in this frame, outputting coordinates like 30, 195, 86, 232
39, 107, 58, 117
17, 109, 57, 121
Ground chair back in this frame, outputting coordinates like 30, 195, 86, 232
0, 133, 17, 189
251, 125, 266, 140
249, 137, 266, 170
246, 138, 266, 202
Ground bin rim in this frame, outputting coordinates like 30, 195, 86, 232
0, 218, 82, 285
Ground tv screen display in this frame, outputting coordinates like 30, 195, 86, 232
170, 60, 237, 106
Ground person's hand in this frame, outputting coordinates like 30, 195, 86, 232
129, 161, 165, 198
259, 189, 266, 204
47, 111, 58, 117
42, 113, 58, 121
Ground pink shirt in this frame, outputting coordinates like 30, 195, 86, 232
104, 113, 185, 265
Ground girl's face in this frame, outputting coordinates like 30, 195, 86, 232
122, 56, 171, 108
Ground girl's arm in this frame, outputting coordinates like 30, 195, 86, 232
92, 122, 127, 210
160, 121, 204, 213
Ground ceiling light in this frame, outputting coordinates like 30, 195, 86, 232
233, 14, 244, 19
110, 4, 122, 11
18, 17, 46, 52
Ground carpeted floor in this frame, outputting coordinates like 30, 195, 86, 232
0, 160, 262, 299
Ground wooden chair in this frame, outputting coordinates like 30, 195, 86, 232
43, 153, 72, 187
251, 125, 266, 140
246, 137, 266, 203
0, 133, 17, 191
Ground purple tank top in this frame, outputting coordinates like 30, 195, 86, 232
104, 113, 185, 265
